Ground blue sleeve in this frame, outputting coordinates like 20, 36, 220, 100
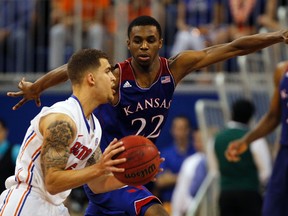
190, 157, 207, 197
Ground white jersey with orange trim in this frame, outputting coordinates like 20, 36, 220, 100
0, 96, 101, 215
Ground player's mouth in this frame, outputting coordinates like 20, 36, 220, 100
137, 54, 150, 62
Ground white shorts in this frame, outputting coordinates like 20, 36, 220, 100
0, 187, 70, 216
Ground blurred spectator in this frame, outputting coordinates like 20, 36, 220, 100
257, 0, 287, 31
170, 0, 229, 56
213, 0, 265, 72
49, 0, 112, 70
160, 0, 178, 57
224, 0, 265, 40
155, 115, 196, 213
128, 0, 151, 22
171, 129, 207, 216
31, 0, 51, 72
208, 98, 272, 216
0, 0, 35, 72
0, 119, 20, 193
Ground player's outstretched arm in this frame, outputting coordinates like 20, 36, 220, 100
7, 64, 69, 110
170, 29, 288, 82
225, 61, 286, 162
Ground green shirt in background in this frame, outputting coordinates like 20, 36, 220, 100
214, 125, 260, 192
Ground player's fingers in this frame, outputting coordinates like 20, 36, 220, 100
103, 146, 125, 162
111, 140, 123, 148
35, 98, 42, 107
151, 172, 160, 182
109, 167, 125, 173
111, 142, 124, 151
225, 150, 240, 162
7, 91, 24, 97
225, 149, 234, 161
110, 138, 118, 145
107, 138, 121, 149
103, 139, 123, 155
110, 158, 126, 165
18, 77, 26, 89
12, 99, 28, 110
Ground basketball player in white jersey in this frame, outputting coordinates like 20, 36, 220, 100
0, 49, 128, 216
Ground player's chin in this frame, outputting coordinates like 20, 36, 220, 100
107, 94, 115, 104
137, 58, 151, 66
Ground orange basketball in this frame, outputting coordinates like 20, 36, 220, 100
112, 135, 160, 186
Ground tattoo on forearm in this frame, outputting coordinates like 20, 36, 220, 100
86, 146, 102, 167
86, 153, 96, 166
41, 120, 74, 175
94, 146, 102, 163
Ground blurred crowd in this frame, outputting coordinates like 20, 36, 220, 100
0, 0, 286, 74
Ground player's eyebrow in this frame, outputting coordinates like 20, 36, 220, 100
110, 65, 116, 71
104, 66, 113, 72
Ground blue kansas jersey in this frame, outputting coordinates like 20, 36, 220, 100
279, 71, 288, 146
84, 57, 175, 216
94, 57, 175, 150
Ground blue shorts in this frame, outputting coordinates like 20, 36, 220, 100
84, 184, 161, 216
263, 145, 288, 216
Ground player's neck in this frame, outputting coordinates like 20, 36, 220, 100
176, 139, 189, 153
131, 58, 160, 87
72, 91, 95, 118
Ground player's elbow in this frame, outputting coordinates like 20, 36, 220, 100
46, 187, 58, 195
44, 175, 62, 195
45, 180, 61, 195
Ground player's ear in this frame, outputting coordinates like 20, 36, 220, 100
87, 72, 96, 86
127, 39, 130, 50
159, 38, 163, 49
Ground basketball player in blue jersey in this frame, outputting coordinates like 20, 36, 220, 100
226, 61, 288, 216
7, 16, 288, 215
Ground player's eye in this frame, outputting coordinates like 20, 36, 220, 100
133, 39, 141, 44
105, 68, 112, 74
147, 38, 156, 43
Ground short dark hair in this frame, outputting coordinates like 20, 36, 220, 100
127, 16, 162, 39
67, 49, 109, 85
231, 98, 255, 124
172, 114, 199, 130
173, 115, 191, 127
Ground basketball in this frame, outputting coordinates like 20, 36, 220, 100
112, 135, 160, 186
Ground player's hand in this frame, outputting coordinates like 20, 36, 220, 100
225, 139, 248, 162
7, 78, 42, 110
151, 153, 164, 182
158, 154, 165, 173
281, 29, 288, 44
101, 138, 126, 173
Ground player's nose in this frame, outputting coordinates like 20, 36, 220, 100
140, 41, 148, 49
